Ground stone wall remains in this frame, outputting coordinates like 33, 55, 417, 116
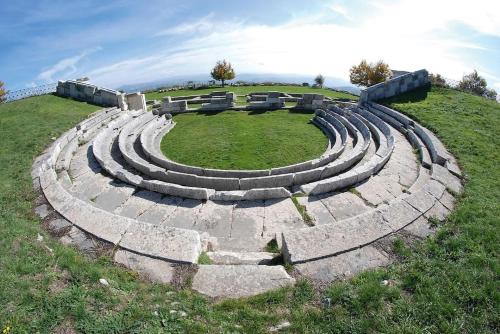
358, 69, 429, 104
56, 80, 146, 111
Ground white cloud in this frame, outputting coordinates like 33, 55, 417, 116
155, 13, 215, 36
87, 0, 500, 88
37, 47, 102, 82
328, 4, 352, 20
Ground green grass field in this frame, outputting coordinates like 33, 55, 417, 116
161, 110, 328, 170
145, 85, 357, 101
0, 87, 498, 333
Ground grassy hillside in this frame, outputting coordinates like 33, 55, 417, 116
161, 109, 328, 170
0, 88, 498, 333
145, 85, 357, 101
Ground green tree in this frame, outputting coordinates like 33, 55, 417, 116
0, 81, 6, 102
314, 74, 325, 88
458, 70, 487, 96
484, 88, 497, 101
429, 73, 448, 87
349, 60, 392, 87
210, 60, 235, 87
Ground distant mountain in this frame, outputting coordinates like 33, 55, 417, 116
117, 73, 360, 95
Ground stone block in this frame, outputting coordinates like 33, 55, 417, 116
114, 249, 175, 283
243, 187, 291, 200
120, 222, 202, 263
192, 265, 295, 298
206, 251, 275, 265
431, 164, 462, 194
282, 210, 392, 264
239, 174, 294, 190
295, 246, 390, 282
126, 92, 147, 111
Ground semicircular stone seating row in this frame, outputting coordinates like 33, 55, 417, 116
87, 103, 399, 202
32, 99, 463, 298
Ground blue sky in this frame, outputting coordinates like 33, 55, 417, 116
1, 0, 500, 91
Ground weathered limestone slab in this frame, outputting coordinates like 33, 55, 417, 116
243, 187, 291, 200
408, 167, 431, 194
59, 226, 96, 252
114, 249, 175, 283
69, 173, 112, 201
240, 174, 294, 190
403, 216, 434, 238
424, 200, 450, 222
319, 192, 370, 221
413, 124, 449, 165
231, 200, 264, 238
120, 222, 202, 263
296, 196, 335, 225
34, 204, 51, 219
403, 189, 436, 213
438, 190, 456, 211
41, 171, 130, 244
136, 196, 182, 224
93, 182, 136, 211
431, 164, 462, 194
140, 179, 213, 200
216, 236, 269, 252
164, 198, 203, 229
193, 201, 233, 237
192, 265, 295, 298
282, 210, 392, 264
47, 218, 72, 233
263, 198, 305, 239
210, 190, 245, 201
114, 190, 163, 219
295, 246, 390, 282
125, 92, 147, 111
446, 156, 462, 178
421, 179, 446, 199
206, 251, 275, 265
69, 147, 102, 179
378, 200, 421, 230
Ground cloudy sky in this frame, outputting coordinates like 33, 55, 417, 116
1, 0, 500, 91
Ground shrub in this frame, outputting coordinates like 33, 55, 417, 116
0, 81, 6, 102
429, 73, 448, 87
483, 88, 497, 101
349, 60, 392, 87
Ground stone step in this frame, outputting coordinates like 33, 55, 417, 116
192, 265, 295, 298
295, 245, 390, 283
206, 251, 277, 265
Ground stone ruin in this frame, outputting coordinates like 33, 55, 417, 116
296, 93, 325, 109
247, 91, 285, 109
34, 69, 460, 299
158, 91, 235, 115
56, 80, 146, 112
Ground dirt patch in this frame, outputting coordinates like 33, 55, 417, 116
52, 318, 78, 334
171, 264, 198, 290
48, 269, 71, 294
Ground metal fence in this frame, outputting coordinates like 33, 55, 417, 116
2, 83, 57, 103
